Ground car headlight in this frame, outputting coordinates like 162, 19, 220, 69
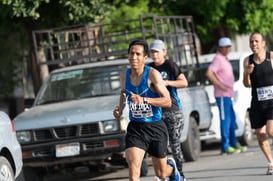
16, 131, 32, 143
101, 120, 119, 133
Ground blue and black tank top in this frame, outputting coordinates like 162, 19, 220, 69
125, 66, 162, 122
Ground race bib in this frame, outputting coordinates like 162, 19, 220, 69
129, 102, 153, 118
256, 85, 273, 101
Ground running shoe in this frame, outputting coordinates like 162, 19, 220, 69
167, 157, 181, 181
221, 146, 241, 155
266, 163, 273, 175
236, 143, 247, 152
153, 176, 168, 181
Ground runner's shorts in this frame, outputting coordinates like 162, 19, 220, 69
250, 100, 273, 129
125, 120, 168, 158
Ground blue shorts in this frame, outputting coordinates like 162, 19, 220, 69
125, 120, 168, 158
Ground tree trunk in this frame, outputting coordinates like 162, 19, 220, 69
22, 18, 42, 96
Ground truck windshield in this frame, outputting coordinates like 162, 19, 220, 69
35, 65, 126, 105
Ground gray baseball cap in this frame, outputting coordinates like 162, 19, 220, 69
150, 39, 166, 51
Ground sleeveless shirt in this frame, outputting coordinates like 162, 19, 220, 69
249, 52, 273, 101
148, 59, 182, 111
125, 66, 162, 123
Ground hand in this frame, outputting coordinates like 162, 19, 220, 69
130, 92, 142, 103
247, 63, 255, 74
113, 106, 121, 119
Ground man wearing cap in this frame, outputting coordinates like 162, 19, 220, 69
206, 37, 246, 154
149, 39, 188, 180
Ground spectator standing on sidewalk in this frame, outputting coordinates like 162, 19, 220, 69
148, 39, 188, 180
206, 37, 246, 154
243, 32, 273, 175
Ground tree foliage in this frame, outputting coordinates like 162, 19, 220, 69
104, 0, 149, 23
1, 0, 273, 95
2, 0, 273, 49
0, 19, 27, 96
0, 0, 113, 95
165, 0, 273, 52
1, 0, 112, 26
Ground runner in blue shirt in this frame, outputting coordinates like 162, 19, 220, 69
113, 39, 182, 181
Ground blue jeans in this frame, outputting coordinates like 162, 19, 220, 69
216, 97, 237, 151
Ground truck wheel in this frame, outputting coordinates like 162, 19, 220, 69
0, 156, 15, 181
239, 111, 253, 146
181, 117, 200, 161
23, 167, 44, 181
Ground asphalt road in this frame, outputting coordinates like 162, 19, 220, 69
40, 138, 273, 181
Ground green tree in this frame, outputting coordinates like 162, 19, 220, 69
105, 0, 273, 52
165, 0, 273, 53
1, 0, 112, 26
0, 21, 26, 96
104, 0, 149, 23
2, 0, 273, 96
0, 0, 112, 94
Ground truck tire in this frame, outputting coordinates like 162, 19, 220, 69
239, 111, 253, 146
0, 156, 15, 181
23, 167, 45, 181
181, 117, 200, 161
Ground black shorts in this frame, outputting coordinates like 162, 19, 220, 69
125, 120, 168, 158
250, 100, 273, 129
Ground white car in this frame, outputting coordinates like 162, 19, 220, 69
198, 51, 254, 146
0, 111, 23, 181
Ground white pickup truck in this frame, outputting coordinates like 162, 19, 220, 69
14, 57, 212, 180
198, 51, 254, 146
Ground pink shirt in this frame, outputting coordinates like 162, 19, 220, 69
208, 52, 234, 97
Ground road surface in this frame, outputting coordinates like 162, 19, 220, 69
41, 138, 273, 181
